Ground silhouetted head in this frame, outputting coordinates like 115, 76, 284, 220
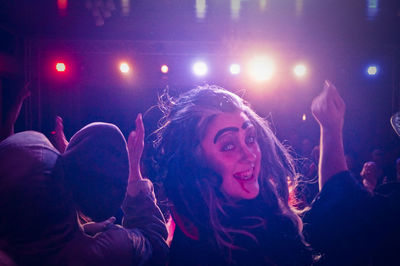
0, 131, 75, 257
62, 122, 129, 221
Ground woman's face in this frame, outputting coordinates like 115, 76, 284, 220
200, 111, 261, 200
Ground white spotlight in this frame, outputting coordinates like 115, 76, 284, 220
230, 64, 241, 75
367, 65, 378, 76
120, 62, 130, 74
193, 61, 208, 76
294, 64, 307, 77
248, 56, 275, 81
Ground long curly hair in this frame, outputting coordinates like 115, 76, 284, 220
153, 85, 304, 253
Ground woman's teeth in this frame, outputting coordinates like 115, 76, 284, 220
233, 169, 253, 180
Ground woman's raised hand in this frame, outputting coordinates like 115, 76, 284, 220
51, 116, 69, 153
128, 114, 145, 182
311, 80, 346, 132
311, 81, 348, 189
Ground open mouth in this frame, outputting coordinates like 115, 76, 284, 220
233, 168, 255, 181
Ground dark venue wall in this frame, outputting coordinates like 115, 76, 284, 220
1, 0, 400, 165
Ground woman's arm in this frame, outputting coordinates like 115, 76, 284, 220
122, 113, 168, 265
311, 80, 347, 190
304, 81, 372, 265
82, 114, 168, 265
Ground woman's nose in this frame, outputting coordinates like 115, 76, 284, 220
240, 145, 257, 162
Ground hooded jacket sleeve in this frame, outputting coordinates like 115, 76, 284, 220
121, 179, 169, 266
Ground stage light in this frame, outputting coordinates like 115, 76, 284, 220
120, 62, 130, 74
230, 64, 241, 75
367, 65, 378, 76
248, 56, 275, 81
56, 62, 66, 72
302, 114, 307, 121
231, 0, 241, 19
57, 0, 67, 10
121, 0, 130, 16
161, 64, 169, 74
195, 0, 207, 19
193, 61, 208, 76
294, 64, 307, 77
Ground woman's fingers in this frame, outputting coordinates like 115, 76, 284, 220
55, 116, 64, 131
20, 82, 31, 100
135, 113, 144, 144
128, 130, 136, 150
51, 115, 68, 153
128, 113, 145, 182
311, 80, 345, 131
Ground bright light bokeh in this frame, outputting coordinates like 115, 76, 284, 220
195, 0, 207, 19
295, 0, 304, 18
259, 0, 267, 11
230, 63, 241, 75
367, 0, 379, 20
57, 0, 68, 10
121, 0, 130, 16
367, 65, 378, 75
294, 64, 307, 77
193, 61, 208, 76
231, 0, 241, 19
161, 64, 169, 74
120, 62, 130, 74
56, 62, 66, 72
302, 114, 307, 121
247, 56, 275, 82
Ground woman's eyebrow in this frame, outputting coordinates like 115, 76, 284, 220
213, 127, 239, 143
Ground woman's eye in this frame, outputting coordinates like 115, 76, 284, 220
221, 143, 235, 151
247, 136, 256, 144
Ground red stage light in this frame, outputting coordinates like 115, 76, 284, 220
57, 0, 68, 10
56, 62, 66, 72
57, 0, 68, 16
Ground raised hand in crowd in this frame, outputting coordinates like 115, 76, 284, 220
128, 113, 144, 182
311, 80, 348, 189
49, 115, 69, 153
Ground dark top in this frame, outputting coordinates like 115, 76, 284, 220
304, 171, 400, 265
170, 196, 312, 265
169, 171, 400, 265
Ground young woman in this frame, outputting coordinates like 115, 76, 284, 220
150, 81, 395, 265
152, 84, 318, 265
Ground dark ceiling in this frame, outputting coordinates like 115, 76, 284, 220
1, 0, 400, 45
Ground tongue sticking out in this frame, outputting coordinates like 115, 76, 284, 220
233, 168, 254, 193
237, 176, 251, 193
236, 177, 253, 193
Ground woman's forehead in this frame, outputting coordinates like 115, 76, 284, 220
204, 111, 252, 136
